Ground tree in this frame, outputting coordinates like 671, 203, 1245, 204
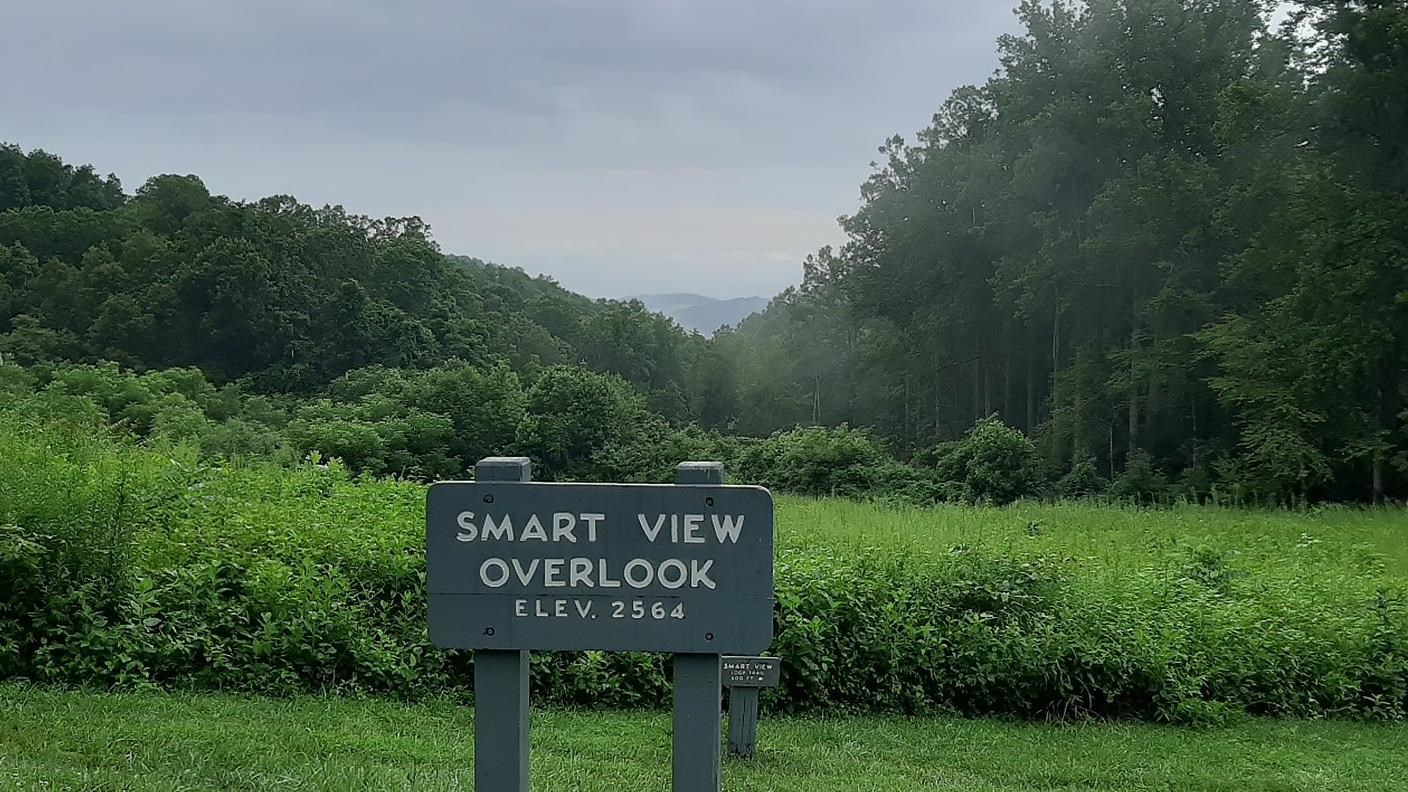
921, 416, 1047, 505
405, 361, 526, 466
515, 366, 650, 479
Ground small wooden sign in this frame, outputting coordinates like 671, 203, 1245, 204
721, 656, 781, 688
721, 655, 780, 760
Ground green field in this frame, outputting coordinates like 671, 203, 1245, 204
780, 496, 1408, 575
4, 421, 1408, 720
2, 685, 1405, 791
4, 413, 1408, 788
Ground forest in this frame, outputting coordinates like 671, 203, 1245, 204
2, 0, 1405, 504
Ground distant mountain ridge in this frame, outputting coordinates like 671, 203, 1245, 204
634, 293, 768, 334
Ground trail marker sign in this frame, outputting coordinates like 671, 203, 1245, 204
427, 458, 775, 792
721, 656, 781, 688
720, 656, 781, 760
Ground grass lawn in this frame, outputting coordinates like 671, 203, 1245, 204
2, 686, 1405, 791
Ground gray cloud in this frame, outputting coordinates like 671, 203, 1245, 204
2, 0, 1018, 297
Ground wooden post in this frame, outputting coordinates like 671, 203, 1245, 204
673, 462, 724, 792
726, 687, 760, 759
473, 457, 532, 792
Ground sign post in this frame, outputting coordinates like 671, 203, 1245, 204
427, 458, 774, 791
672, 462, 725, 792
471, 457, 532, 792
721, 656, 781, 759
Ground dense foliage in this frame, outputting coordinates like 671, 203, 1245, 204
5, 363, 1192, 504
711, 0, 1408, 504
0, 145, 703, 422
4, 0, 1407, 507
3, 415, 1404, 722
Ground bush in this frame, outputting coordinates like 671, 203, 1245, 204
919, 416, 1047, 504
0, 364, 35, 396
1175, 464, 1216, 504
872, 462, 950, 506
0, 524, 48, 678
404, 361, 525, 466
736, 426, 895, 499
1057, 457, 1109, 499
286, 404, 390, 473
592, 421, 738, 484
198, 418, 286, 460
515, 365, 652, 480
1110, 452, 1171, 504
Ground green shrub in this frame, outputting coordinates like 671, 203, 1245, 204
1057, 457, 1109, 499
0, 364, 35, 396
198, 418, 285, 460
1175, 464, 1216, 504
1110, 452, 1171, 504
736, 426, 895, 499
873, 462, 948, 506
286, 405, 389, 473
403, 361, 525, 467
0, 524, 48, 678
516, 365, 652, 480
919, 417, 1047, 505
592, 421, 738, 484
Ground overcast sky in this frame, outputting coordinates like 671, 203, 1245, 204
2, 1, 1018, 299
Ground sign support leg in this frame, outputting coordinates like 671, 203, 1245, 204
672, 462, 724, 792
472, 457, 534, 792
475, 649, 530, 792
726, 687, 760, 759
673, 652, 722, 792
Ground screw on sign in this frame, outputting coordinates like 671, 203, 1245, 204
426, 458, 775, 792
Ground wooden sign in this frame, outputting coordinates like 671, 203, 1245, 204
426, 475, 774, 655
427, 458, 775, 792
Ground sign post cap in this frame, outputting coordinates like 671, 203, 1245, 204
676, 461, 726, 485
475, 457, 533, 482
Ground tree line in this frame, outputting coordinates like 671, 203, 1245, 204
713, 0, 1406, 503
0, 146, 709, 421
2, 0, 1405, 504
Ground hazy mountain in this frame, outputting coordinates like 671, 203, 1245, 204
634, 293, 768, 334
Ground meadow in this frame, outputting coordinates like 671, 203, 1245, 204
4, 416, 1406, 724
4, 685, 1407, 791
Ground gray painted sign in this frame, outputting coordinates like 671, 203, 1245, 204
427, 480, 774, 655
721, 656, 781, 688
